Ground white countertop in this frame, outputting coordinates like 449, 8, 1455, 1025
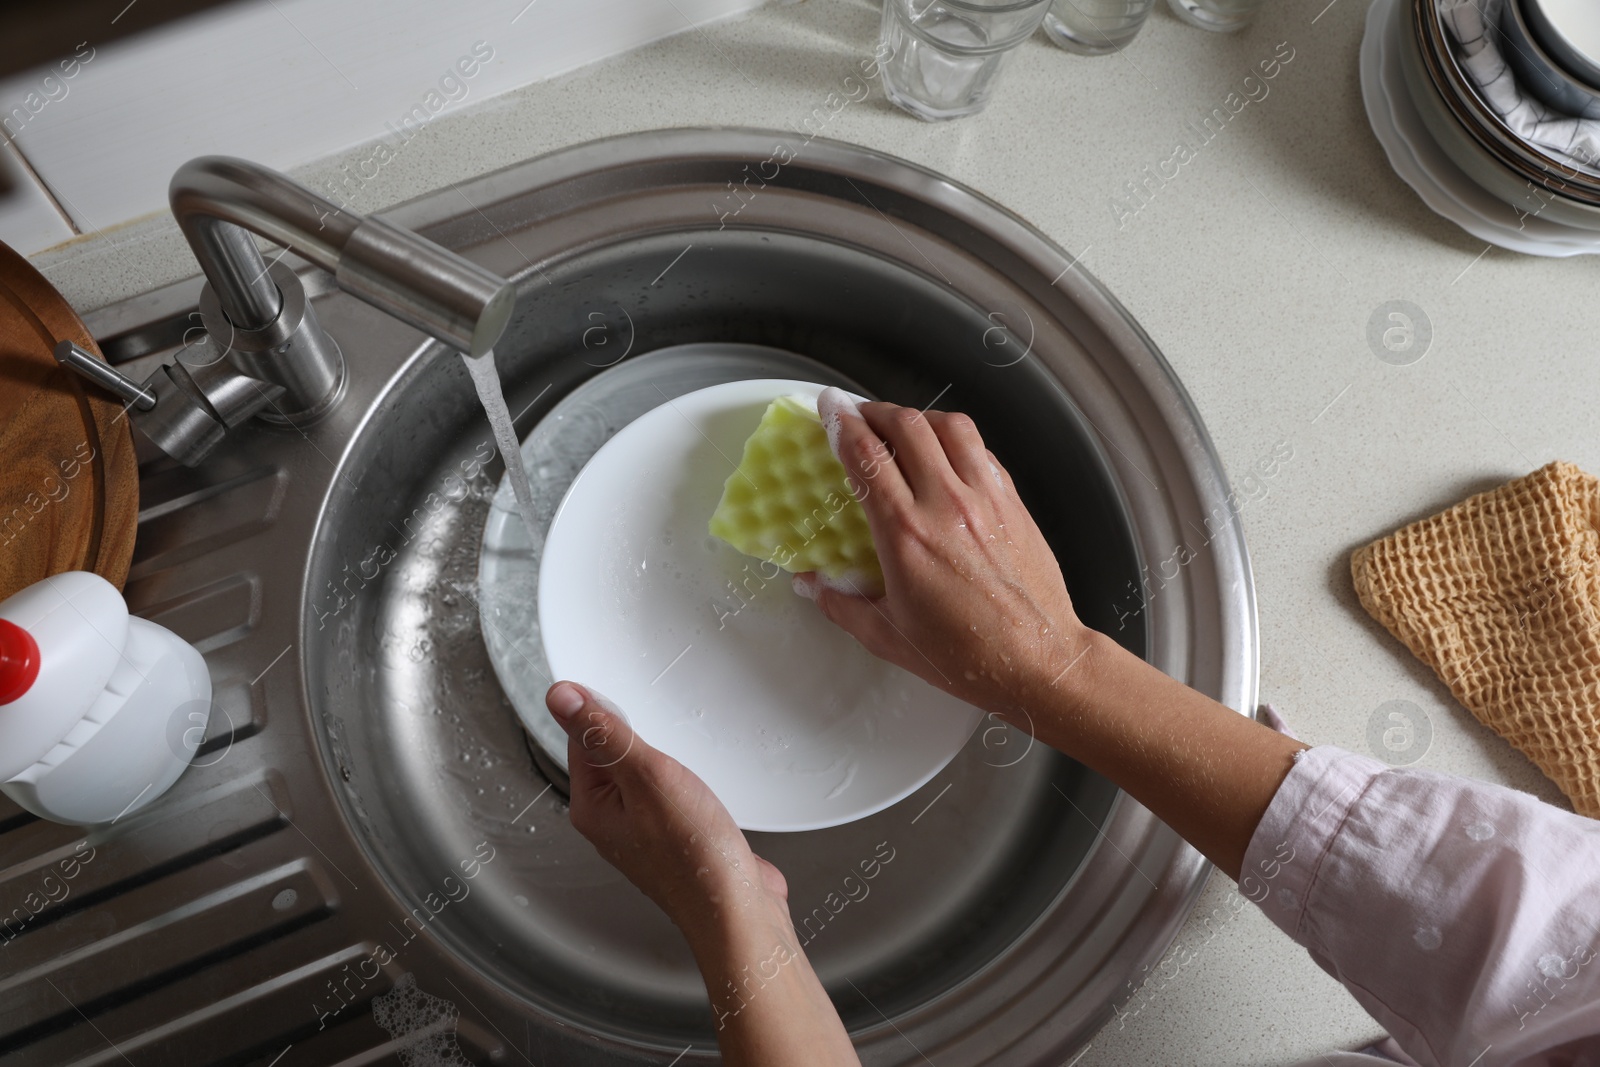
29, 0, 1594, 1062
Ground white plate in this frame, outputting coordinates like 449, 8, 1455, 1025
1532, 0, 1600, 81
536, 378, 983, 832
1361, 0, 1600, 256
476, 343, 870, 799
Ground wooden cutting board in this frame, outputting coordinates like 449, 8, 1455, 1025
0, 240, 138, 602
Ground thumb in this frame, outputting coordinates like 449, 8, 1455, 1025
546, 681, 639, 777
793, 573, 891, 654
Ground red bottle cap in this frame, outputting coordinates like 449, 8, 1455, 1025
0, 619, 40, 704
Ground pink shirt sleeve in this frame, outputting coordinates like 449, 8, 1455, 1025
1241, 746, 1600, 1067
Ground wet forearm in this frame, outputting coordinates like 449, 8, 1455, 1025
1028, 629, 1306, 881
679, 895, 859, 1066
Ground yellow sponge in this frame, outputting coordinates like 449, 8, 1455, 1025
708, 395, 881, 584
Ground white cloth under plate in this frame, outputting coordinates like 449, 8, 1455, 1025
1440, 0, 1600, 171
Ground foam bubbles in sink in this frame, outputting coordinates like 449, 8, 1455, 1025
370, 973, 471, 1067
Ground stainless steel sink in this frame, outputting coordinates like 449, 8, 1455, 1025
0, 129, 1256, 1066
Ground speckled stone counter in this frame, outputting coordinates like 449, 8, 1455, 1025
32, 0, 1595, 1061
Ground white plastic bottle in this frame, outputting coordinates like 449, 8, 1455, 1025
0, 572, 212, 825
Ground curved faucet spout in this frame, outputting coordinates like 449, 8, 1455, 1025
169, 156, 515, 357
49, 156, 524, 466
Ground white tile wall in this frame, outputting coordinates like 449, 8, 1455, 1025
0, 0, 775, 251
0, 138, 72, 255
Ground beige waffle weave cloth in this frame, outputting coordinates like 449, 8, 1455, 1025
1351, 461, 1600, 818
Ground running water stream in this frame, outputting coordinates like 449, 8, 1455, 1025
460, 350, 541, 551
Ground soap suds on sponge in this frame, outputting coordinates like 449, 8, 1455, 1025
709, 393, 882, 587
792, 569, 879, 601
816, 385, 859, 461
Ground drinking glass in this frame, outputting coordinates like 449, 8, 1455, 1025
879, 0, 1055, 121
1166, 0, 1266, 32
1042, 0, 1157, 55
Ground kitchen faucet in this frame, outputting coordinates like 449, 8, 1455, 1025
54, 156, 515, 466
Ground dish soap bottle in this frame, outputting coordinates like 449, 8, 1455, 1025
0, 571, 211, 825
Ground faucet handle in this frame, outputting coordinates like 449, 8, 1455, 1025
52, 338, 283, 468
52, 341, 157, 412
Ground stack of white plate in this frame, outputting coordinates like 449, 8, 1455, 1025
1362, 0, 1600, 256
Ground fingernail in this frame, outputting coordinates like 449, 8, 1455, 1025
816, 387, 860, 460
817, 386, 860, 420
586, 687, 628, 722
547, 681, 586, 723
792, 573, 819, 601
